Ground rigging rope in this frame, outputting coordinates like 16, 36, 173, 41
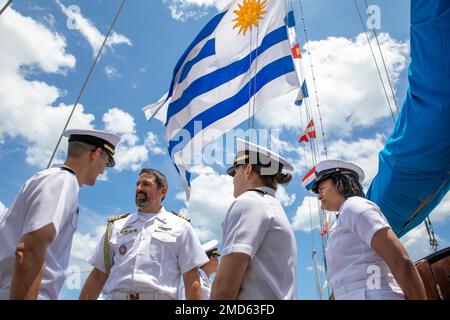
353, 0, 397, 123
424, 217, 439, 252
364, 0, 400, 116
291, 0, 330, 299
0, 0, 13, 16
47, 0, 127, 168
298, 0, 328, 159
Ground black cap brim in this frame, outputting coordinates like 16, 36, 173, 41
106, 152, 115, 168
226, 165, 236, 177
311, 169, 359, 193
311, 175, 331, 194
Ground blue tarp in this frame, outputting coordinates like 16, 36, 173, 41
367, 0, 450, 237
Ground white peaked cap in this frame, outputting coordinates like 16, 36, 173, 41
315, 159, 365, 183
63, 129, 121, 167
236, 139, 294, 170
202, 240, 219, 253
63, 129, 121, 150
227, 138, 294, 177
310, 159, 365, 194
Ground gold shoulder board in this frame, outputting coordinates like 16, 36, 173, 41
108, 213, 130, 223
171, 211, 191, 223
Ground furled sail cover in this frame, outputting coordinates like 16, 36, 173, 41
367, 0, 450, 237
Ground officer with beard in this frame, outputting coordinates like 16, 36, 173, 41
79, 168, 208, 300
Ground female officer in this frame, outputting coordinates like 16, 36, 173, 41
310, 159, 427, 300
211, 139, 297, 300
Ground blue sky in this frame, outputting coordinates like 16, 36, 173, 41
0, 0, 449, 300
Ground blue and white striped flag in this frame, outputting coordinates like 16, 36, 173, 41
295, 80, 309, 106
144, 0, 300, 199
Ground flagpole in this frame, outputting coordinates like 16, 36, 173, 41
0, 0, 14, 16
46, 0, 126, 169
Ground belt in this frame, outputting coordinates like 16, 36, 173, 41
108, 291, 175, 300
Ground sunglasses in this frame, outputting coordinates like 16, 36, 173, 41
98, 149, 112, 168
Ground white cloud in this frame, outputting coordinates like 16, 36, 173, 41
163, 0, 232, 21
428, 192, 450, 225
0, 21, 152, 174
0, 5, 75, 75
42, 13, 57, 29
401, 223, 437, 262
103, 108, 135, 135
102, 108, 165, 172
104, 65, 121, 79
256, 33, 409, 139
71, 226, 105, 261
176, 165, 234, 242
114, 144, 149, 172
276, 185, 296, 207
0, 200, 8, 222
177, 165, 300, 242
96, 171, 109, 182
272, 132, 385, 189
145, 132, 166, 155
0, 6, 97, 167
291, 194, 337, 234
56, 0, 132, 57
325, 134, 386, 188
291, 196, 322, 232
400, 193, 450, 261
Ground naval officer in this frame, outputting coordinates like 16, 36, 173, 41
79, 168, 209, 300
0, 129, 121, 300
179, 239, 220, 300
308, 159, 427, 300
211, 139, 297, 300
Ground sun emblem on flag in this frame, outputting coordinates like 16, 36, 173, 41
233, 0, 267, 35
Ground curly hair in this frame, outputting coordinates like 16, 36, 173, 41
329, 172, 365, 198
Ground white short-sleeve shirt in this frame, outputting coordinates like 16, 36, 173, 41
0, 165, 79, 300
89, 207, 208, 299
221, 187, 297, 300
325, 196, 404, 300
178, 268, 212, 300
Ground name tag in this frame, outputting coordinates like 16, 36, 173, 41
117, 227, 138, 237
157, 225, 172, 232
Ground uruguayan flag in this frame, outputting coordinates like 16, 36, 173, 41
144, 0, 300, 198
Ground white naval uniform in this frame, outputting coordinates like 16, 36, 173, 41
325, 196, 405, 300
0, 165, 79, 300
178, 268, 212, 300
89, 207, 209, 300
221, 187, 297, 300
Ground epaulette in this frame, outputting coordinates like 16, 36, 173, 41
108, 213, 130, 223
104, 212, 130, 275
172, 211, 191, 223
